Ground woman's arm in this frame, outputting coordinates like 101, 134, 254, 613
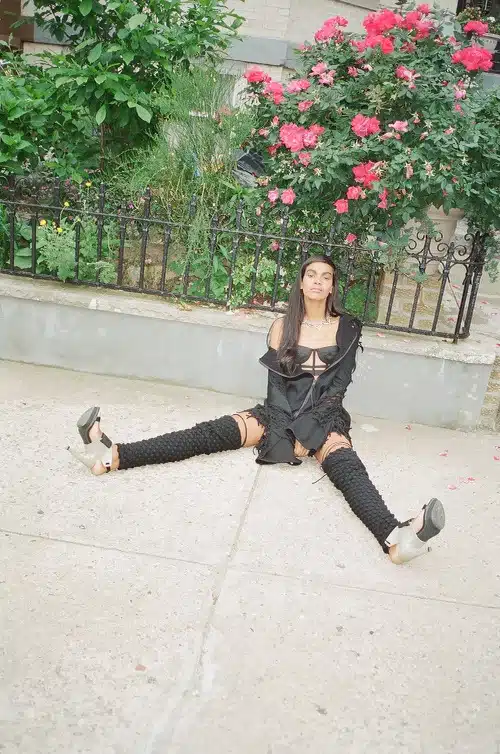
268, 317, 284, 350
323, 324, 362, 400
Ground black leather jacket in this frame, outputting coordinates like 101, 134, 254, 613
251, 313, 362, 465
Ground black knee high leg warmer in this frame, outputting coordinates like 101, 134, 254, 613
117, 415, 242, 470
322, 447, 400, 551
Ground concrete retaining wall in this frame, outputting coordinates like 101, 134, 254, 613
0, 276, 497, 431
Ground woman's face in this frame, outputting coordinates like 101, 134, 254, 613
301, 262, 334, 302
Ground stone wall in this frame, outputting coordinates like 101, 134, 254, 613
480, 355, 500, 431
0, 275, 497, 432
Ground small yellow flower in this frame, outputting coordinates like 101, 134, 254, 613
63, 201, 70, 207
39, 219, 47, 226
85, 181, 92, 188
56, 227, 63, 234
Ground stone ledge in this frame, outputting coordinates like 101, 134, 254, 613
1, 275, 496, 367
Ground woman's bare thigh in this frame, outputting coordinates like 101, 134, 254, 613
232, 412, 265, 448
314, 432, 352, 464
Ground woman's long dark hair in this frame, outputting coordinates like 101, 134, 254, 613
278, 255, 342, 374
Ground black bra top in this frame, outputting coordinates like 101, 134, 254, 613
295, 344, 339, 364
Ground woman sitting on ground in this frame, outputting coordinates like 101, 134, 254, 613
68, 255, 445, 564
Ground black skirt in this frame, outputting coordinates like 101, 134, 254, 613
246, 396, 352, 465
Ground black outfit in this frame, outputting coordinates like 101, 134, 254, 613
246, 313, 361, 465
117, 312, 400, 552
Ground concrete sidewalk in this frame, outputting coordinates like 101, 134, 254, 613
1, 360, 499, 754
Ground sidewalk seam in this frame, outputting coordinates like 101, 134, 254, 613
148, 465, 263, 754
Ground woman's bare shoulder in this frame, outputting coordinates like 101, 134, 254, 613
268, 316, 285, 349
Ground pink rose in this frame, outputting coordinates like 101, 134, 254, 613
348, 66, 359, 77
319, 71, 335, 85
396, 66, 411, 80
345, 233, 357, 244
314, 16, 348, 42
280, 123, 306, 152
353, 39, 368, 52
417, 3, 431, 13
389, 120, 409, 133
281, 188, 296, 205
310, 61, 328, 76
363, 9, 401, 36
463, 20, 488, 36
263, 80, 285, 105
401, 10, 422, 30
334, 199, 349, 214
298, 152, 312, 166
272, 115, 280, 126
303, 130, 318, 148
452, 45, 493, 72
380, 37, 395, 54
401, 41, 416, 53
244, 66, 271, 84
455, 87, 467, 99
351, 114, 381, 138
347, 186, 363, 200
405, 163, 414, 179
286, 78, 311, 93
270, 241, 280, 251
444, 127, 455, 135
396, 66, 420, 89
378, 188, 389, 210
309, 124, 325, 136
268, 188, 280, 203
258, 128, 270, 137
380, 132, 394, 140
298, 100, 314, 112
455, 103, 464, 113
352, 161, 380, 189
414, 19, 435, 39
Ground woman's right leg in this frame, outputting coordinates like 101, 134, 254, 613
72, 409, 264, 475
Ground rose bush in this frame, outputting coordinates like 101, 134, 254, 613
243, 3, 499, 259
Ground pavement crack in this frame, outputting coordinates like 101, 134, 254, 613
147, 465, 262, 754
0, 528, 211, 569
229, 564, 500, 612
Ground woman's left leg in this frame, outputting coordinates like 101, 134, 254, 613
315, 434, 445, 563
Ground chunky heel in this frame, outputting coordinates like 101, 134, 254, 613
68, 406, 114, 473
387, 498, 445, 564
67, 445, 112, 473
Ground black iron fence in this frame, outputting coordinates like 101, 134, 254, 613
0, 179, 488, 343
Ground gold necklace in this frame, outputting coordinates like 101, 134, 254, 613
302, 317, 333, 330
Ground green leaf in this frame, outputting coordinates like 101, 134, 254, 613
79, 0, 93, 17
128, 13, 147, 30
136, 104, 152, 123
95, 104, 107, 124
14, 256, 34, 270
95, 74, 107, 85
113, 91, 128, 102
121, 51, 134, 65
88, 42, 103, 64
19, 227, 33, 241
